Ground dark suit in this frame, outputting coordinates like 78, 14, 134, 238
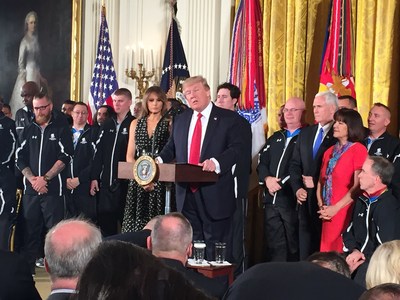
161, 258, 226, 299
159, 104, 242, 260
289, 124, 336, 259
0, 250, 41, 300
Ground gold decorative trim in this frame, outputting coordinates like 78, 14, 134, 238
133, 155, 157, 186
70, 0, 82, 101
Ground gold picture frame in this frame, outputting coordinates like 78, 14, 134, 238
70, 0, 82, 101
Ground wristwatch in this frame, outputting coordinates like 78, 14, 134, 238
43, 175, 51, 182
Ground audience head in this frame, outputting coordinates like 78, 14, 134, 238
182, 76, 211, 113
142, 86, 167, 117
133, 100, 143, 118
277, 104, 286, 129
283, 97, 305, 130
215, 82, 241, 111
313, 91, 338, 126
21, 81, 40, 109
75, 240, 209, 300
333, 108, 366, 143
112, 88, 133, 116
62, 100, 75, 116
359, 156, 394, 194
307, 251, 351, 278
33, 92, 53, 125
71, 102, 88, 128
44, 219, 102, 283
366, 240, 400, 289
96, 105, 115, 126
148, 212, 193, 265
359, 283, 400, 300
368, 103, 391, 138
338, 95, 357, 110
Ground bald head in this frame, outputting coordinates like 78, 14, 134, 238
44, 219, 102, 281
148, 213, 193, 264
21, 81, 40, 109
283, 97, 305, 130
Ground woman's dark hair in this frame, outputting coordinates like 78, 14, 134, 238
73, 241, 211, 300
334, 108, 366, 142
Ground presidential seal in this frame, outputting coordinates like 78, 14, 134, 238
133, 155, 157, 185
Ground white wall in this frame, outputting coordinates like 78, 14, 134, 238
81, 0, 234, 102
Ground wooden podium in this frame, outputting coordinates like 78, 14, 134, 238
118, 162, 218, 213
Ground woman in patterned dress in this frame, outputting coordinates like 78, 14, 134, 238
317, 108, 367, 252
122, 86, 170, 232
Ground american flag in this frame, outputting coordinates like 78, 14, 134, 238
160, 15, 190, 96
88, 6, 118, 124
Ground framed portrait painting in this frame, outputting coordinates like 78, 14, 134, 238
0, 0, 81, 112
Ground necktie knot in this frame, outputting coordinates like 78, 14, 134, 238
197, 113, 202, 119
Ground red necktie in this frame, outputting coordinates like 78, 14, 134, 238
189, 113, 202, 192
189, 113, 202, 165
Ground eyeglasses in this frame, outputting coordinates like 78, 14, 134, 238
33, 104, 50, 111
282, 108, 303, 113
73, 111, 88, 115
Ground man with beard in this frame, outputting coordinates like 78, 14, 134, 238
16, 93, 73, 274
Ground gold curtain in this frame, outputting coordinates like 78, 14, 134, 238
355, 0, 399, 133
234, 0, 399, 136
259, 0, 335, 135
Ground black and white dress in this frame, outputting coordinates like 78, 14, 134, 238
121, 116, 170, 232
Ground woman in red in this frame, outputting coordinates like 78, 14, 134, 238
317, 108, 367, 252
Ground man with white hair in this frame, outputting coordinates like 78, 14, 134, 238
290, 91, 338, 259
44, 219, 102, 300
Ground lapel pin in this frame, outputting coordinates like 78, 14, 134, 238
214, 117, 217, 120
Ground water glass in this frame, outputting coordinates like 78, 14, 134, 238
215, 242, 226, 263
193, 240, 206, 264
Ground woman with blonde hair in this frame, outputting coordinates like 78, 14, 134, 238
122, 86, 171, 232
366, 240, 400, 289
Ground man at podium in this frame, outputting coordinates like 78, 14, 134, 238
157, 76, 242, 261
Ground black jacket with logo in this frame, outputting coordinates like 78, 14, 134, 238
16, 113, 73, 196
91, 112, 134, 188
363, 131, 400, 199
0, 112, 17, 177
257, 129, 301, 208
67, 124, 97, 196
343, 189, 400, 258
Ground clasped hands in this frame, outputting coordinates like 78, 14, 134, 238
30, 176, 48, 194
317, 205, 339, 221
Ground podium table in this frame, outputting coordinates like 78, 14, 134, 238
118, 162, 218, 213
187, 263, 235, 285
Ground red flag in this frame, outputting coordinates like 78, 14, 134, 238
319, 0, 356, 98
229, 0, 265, 110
